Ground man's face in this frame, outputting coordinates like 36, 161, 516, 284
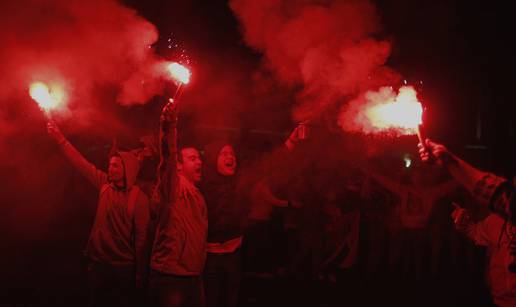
178, 148, 202, 183
217, 145, 236, 176
108, 156, 125, 185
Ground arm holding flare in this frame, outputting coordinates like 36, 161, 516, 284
419, 139, 514, 223
47, 120, 107, 189
154, 99, 179, 211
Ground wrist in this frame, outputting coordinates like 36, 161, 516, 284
285, 138, 296, 150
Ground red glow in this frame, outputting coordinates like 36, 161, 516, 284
166, 62, 191, 85
29, 82, 66, 114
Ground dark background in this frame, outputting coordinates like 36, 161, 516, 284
1, 0, 514, 306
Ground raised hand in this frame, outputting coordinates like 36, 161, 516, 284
418, 139, 449, 164
160, 98, 178, 123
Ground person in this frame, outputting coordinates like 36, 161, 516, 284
452, 204, 516, 306
366, 164, 458, 280
418, 139, 515, 224
148, 100, 208, 307
243, 124, 305, 276
201, 141, 246, 307
47, 121, 151, 307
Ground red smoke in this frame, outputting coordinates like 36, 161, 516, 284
0, 0, 167, 238
0, 0, 184, 163
229, 0, 401, 122
0, 0, 169, 114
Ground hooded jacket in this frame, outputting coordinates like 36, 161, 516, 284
201, 141, 247, 244
57, 140, 150, 268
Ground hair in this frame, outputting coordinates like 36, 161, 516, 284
177, 145, 200, 163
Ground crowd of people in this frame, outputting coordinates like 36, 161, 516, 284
45, 98, 515, 307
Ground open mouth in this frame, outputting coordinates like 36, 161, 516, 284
224, 159, 235, 168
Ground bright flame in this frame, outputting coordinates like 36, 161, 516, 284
167, 62, 191, 85
365, 86, 423, 135
29, 82, 65, 113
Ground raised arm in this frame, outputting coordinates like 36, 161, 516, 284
155, 100, 179, 206
419, 139, 513, 222
47, 120, 107, 189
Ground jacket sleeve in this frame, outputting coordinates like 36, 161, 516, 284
473, 174, 514, 222
57, 138, 107, 189
155, 107, 179, 215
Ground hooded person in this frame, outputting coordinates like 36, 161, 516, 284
201, 140, 247, 307
47, 120, 151, 307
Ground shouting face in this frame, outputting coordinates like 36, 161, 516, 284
178, 147, 202, 183
217, 145, 236, 176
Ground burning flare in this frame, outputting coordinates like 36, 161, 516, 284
364, 86, 423, 135
29, 82, 66, 114
166, 62, 191, 85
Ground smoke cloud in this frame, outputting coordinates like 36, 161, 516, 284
229, 0, 401, 122
0, 0, 168, 242
0, 0, 170, 127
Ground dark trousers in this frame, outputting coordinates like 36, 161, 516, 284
204, 249, 242, 307
148, 270, 205, 307
87, 261, 136, 307
243, 221, 274, 273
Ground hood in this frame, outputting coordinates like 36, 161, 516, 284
117, 151, 140, 188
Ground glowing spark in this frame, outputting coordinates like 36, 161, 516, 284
167, 62, 191, 85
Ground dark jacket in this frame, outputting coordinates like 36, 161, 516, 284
201, 141, 247, 243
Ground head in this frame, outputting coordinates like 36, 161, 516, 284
178, 147, 202, 183
217, 145, 237, 176
108, 155, 125, 188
